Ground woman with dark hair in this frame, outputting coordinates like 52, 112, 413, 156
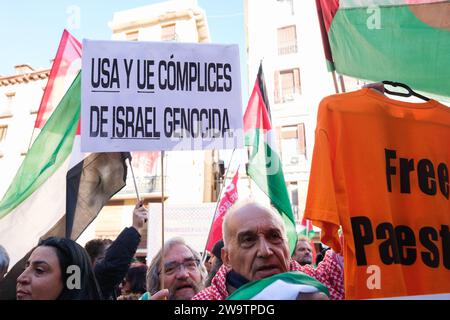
16, 237, 102, 300
117, 263, 147, 300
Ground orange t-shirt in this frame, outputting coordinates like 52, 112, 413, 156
304, 88, 450, 299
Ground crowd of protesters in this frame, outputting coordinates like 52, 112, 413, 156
0, 200, 344, 300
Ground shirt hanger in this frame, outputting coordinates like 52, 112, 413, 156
381, 80, 430, 101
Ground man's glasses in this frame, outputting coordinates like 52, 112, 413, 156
160, 258, 200, 276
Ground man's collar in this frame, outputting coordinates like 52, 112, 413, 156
226, 270, 250, 293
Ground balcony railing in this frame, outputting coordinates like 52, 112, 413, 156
118, 175, 162, 195
278, 42, 298, 55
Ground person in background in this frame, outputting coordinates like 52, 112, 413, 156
315, 245, 331, 265
117, 263, 148, 300
0, 245, 9, 281
292, 237, 313, 266
85, 239, 113, 267
205, 239, 224, 287
16, 237, 101, 300
203, 252, 212, 274
141, 237, 207, 300
84, 200, 148, 299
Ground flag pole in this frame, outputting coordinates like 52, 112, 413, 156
331, 71, 339, 94
338, 74, 346, 93
26, 128, 37, 152
127, 156, 149, 227
159, 150, 165, 292
127, 158, 141, 201
201, 148, 236, 263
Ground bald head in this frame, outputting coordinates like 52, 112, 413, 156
222, 202, 286, 246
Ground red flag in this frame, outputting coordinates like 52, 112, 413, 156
131, 151, 159, 175
206, 169, 239, 252
35, 29, 82, 128
315, 0, 339, 71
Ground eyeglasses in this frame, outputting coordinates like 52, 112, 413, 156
160, 258, 200, 276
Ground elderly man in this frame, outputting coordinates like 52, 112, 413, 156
292, 237, 314, 266
144, 238, 207, 300
192, 202, 344, 300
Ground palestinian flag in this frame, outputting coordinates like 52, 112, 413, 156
0, 73, 129, 299
35, 29, 82, 129
316, 0, 450, 97
227, 271, 330, 300
298, 217, 316, 239
244, 64, 297, 255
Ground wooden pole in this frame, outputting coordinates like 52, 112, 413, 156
331, 71, 339, 94
339, 74, 346, 93
159, 150, 165, 291
127, 158, 141, 201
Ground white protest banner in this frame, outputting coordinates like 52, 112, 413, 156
81, 40, 243, 152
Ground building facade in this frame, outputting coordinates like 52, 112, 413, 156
244, 0, 336, 223
0, 0, 220, 261
0, 65, 50, 197
80, 0, 220, 260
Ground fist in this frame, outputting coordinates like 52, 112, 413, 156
132, 200, 148, 232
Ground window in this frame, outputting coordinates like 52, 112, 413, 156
277, 25, 297, 55
279, 124, 306, 165
0, 125, 8, 142
288, 182, 299, 219
281, 70, 295, 99
30, 88, 45, 114
274, 68, 301, 103
126, 30, 139, 41
6, 92, 15, 101
297, 123, 306, 157
161, 24, 177, 41
1, 92, 14, 118
277, 0, 294, 15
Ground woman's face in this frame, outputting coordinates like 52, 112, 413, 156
16, 246, 64, 300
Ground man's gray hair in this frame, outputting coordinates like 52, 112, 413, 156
0, 245, 10, 275
146, 237, 207, 295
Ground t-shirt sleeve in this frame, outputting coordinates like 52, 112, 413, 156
304, 127, 341, 252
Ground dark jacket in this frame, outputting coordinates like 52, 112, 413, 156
94, 227, 141, 300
